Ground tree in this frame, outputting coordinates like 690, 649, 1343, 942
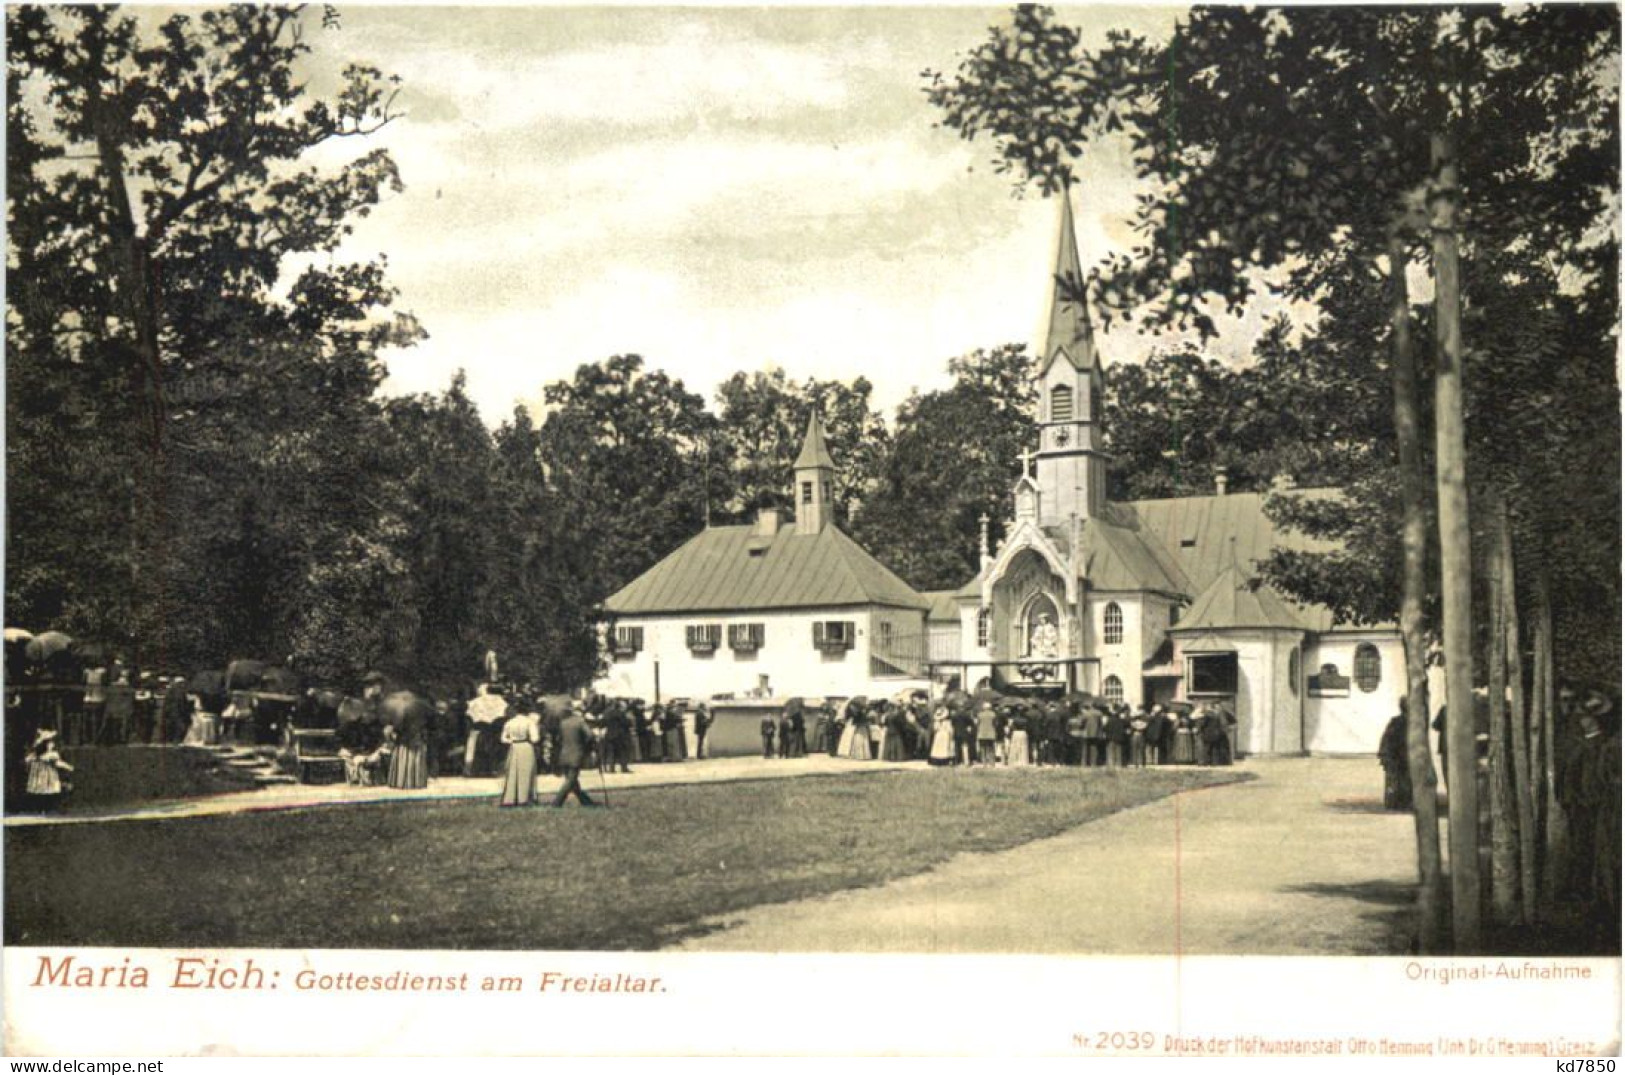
539, 355, 722, 607
849, 345, 1035, 590
7, 5, 415, 673
714, 369, 889, 524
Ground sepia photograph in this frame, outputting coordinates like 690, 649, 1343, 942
3, 1, 1620, 1058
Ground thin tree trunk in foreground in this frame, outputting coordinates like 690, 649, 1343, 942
1535, 572, 1567, 918
1501, 502, 1537, 924
1487, 496, 1519, 925
1387, 231, 1445, 953
1431, 129, 1480, 953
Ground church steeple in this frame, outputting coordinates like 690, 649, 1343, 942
793, 409, 836, 535
1031, 187, 1108, 524
1041, 190, 1098, 374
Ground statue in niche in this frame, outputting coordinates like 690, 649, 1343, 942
1030, 612, 1060, 659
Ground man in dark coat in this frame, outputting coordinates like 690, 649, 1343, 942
1046, 701, 1070, 766
693, 703, 713, 759
1144, 705, 1169, 766
160, 676, 192, 744
1103, 706, 1128, 767
1082, 703, 1105, 767
761, 715, 776, 759
602, 700, 633, 774
1378, 704, 1412, 810
953, 701, 977, 766
550, 701, 600, 807
778, 707, 795, 759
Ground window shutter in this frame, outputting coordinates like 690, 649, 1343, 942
813, 621, 826, 647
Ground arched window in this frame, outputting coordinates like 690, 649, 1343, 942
1102, 674, 1124, 704
1050, 384, 1074, 422
976, 606, 991, 649
1354, 643, 1382, 692
1288, 646, 1300, 696
1103, 602, 1124, 645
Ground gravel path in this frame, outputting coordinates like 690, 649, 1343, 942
2, 753, 918, 828
672, 756, 1419, 956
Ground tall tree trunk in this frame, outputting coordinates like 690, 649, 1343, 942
1387, 230, 1445, 953
1501, 503, 1537, 924
1430, 128, 1480, 953
1487, 495, 1519, 924
1535, 571, 1567, 917
87, 57, 170, 675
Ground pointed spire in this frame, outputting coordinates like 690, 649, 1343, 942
794, 409, 836, 470
1042, 186, 1096, 371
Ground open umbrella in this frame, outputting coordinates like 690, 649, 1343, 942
25, 631, 72, 663
225, 659, 270, 692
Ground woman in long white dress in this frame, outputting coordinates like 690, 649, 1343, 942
498, 704, 540, 807
180, 693, 216, 747
928, 706, 956, 767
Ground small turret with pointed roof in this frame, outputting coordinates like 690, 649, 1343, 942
793, 409, 836, 535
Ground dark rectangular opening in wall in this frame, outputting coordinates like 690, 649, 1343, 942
1188, 652, 1237, 695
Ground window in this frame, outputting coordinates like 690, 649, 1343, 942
1103, 602, 1124, 645
976, 606, 991, 649
1288, 646, 1300, 696
877, 621, 894, 650
685, 624, 721, 653
728, 623, 765, 653
813, 620, 855, 651
801, 481, 813, 505
1102, 674, 1124, 704
822, 480, 831, 502
1354, 643, 1382, 693
1169, 603, 1181, 626
1050, 384, 1074, 423
1189, 653, 1238, 695
611, 626, 643, 659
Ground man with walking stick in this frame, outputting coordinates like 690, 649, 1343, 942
550, 698, 603, 808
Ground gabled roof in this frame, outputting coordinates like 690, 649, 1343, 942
920, 590, 961, 623
1120, 488, 1342, 605
1078, 512, 1191, 595
793, 410, 835, 470
1173, 564, 1310, 632
604, 523, 929, 615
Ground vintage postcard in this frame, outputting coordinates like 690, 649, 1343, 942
4, 2, 1620, 1058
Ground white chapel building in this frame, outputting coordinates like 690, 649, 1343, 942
596, 193, 1418, 755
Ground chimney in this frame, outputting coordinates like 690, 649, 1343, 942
1214, 467, 1229, 497
755, 508, 782, 537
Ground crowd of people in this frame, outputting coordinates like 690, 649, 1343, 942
763, 692, 1239, 769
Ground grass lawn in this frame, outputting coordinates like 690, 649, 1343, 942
5, 766, 1249, 951
9, 746, 252, 814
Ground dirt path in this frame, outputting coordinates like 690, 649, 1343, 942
3, 754, 917, 828
672, 756, 1418, 955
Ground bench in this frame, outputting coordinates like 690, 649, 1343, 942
280, 727, 347, 784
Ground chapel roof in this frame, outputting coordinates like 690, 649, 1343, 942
1174, 564, 1314, 632
603, 522, 930, 616
921, 590, 962, 623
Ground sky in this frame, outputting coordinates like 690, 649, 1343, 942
294, 5, 1287, 425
